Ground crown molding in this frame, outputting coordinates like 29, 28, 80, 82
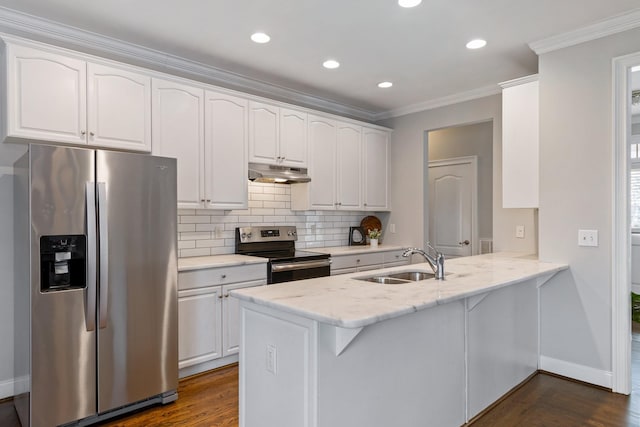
499, 74, 539, 89
0, 6, 378, 122
373, 84, 501, 121
529, 8, 640, 55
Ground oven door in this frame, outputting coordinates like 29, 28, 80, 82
269, 258, 331, 284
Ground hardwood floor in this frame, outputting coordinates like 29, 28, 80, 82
3, 334, 640, 426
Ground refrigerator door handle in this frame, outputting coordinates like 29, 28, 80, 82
85, 182, 97, 331
97, 182, 109, 329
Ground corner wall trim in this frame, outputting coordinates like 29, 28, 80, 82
539, 355, 612, 389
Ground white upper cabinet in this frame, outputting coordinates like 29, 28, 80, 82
362, 128, 389, 210
336, 122, 362, 210
279, 108, 307, 167
249, 101, 279, 164
249, 102, 307, 167
151, 78, 205, 208
2, 42, 151, 152
500, 75, 539, 208
4, 44, 87, 145
87, 63, 151, 151
205, 91, 249, 210
304, 115, 337, 209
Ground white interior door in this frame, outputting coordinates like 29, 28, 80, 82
428, 157, 477, 258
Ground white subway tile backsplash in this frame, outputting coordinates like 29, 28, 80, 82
177, 182, 373, 258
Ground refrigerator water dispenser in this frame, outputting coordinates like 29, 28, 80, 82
40, 235, 87, 292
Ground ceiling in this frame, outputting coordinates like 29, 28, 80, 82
0, 0, 639, 119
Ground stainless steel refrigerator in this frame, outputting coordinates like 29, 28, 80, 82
13, 144, 178, 427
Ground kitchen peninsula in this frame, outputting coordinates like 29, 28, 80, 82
232, 253, 568, 427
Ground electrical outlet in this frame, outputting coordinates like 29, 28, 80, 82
515, 225, 525, 239
578, 229, 598, 247
266, 344, 277, 374
389, 223, 396, 234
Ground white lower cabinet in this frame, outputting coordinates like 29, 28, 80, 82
330, 249, 410, 275
178, 264, 266, 376
178, 286, 223, 367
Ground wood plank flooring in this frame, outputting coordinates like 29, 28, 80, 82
2, 333, 640, 426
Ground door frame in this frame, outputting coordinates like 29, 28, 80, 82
612, 51, 640, 395
427, 156, 479, 256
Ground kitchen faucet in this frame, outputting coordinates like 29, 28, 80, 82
402, 244, 445, 280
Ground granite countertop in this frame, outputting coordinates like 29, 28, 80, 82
311, 245, 408, 255
231, 252, 568, 328
178, 254, 268, 271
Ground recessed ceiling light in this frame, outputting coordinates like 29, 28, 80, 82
466, 39, 487, 50
378, 82, 393, 88
251, 32, 271, 44
398, 0, 422, 7
323, 59, 340, 69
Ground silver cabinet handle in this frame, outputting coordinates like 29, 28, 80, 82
90, 132, 95, 137
459, 240, 470, 246
201, 199, 205, 202
81, 130, 86, 136
218, 294, 223, 299
221, 274, 227, 279
224, 294, 229, 298
85, 182, 97, 331
97, 182, 109, 329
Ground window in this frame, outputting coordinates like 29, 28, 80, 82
631, 135, 640, 230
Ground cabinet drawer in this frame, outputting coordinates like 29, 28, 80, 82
383, 250, 408, 264
179, 263, 267, 290
330, 252, 384, 270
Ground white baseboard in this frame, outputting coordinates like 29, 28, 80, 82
178, 354, 238, 379
539, 355, 612, 388
0, 377, 14, 400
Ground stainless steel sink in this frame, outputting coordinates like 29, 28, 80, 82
354, 270, 436, 284
385, 271, 435, 281
360, 276, 411, 285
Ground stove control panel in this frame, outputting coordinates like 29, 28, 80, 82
236, 226, 298, 243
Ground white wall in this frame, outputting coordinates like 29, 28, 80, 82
378, 95, 537, 254
538, 27, 640, 382
0, 142, 27, 398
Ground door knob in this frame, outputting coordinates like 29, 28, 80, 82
459, 240, 470, 246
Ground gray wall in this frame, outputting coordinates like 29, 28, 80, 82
0, 143, 27, 398
538, 27, 640, 375
428, 121, 493, 241
378, 95, 537, 254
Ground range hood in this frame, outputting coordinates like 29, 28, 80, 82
248, 163, 311, 184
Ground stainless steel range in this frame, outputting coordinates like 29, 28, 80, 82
235, 226, 331, 284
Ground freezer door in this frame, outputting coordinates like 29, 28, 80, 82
96, 150, 178, 413
29, 145, 97, 427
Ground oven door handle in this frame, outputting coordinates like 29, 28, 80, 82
271, 259, 331, 272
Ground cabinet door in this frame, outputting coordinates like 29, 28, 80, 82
87, 62, 151, 152
308, 115, 337, 209
280, 108, 307, 167
222, 280, 266, 357
204, 91, 248, 209
152, 78, 205, 208
249, 101, 279, 164
178, 287, 223, 369
336, 122, 362, 210
363, 128, 389, 210
5, 44, 87, 145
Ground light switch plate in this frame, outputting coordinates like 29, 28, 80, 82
578, 229, 598, 247
515, 225, 525, 239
